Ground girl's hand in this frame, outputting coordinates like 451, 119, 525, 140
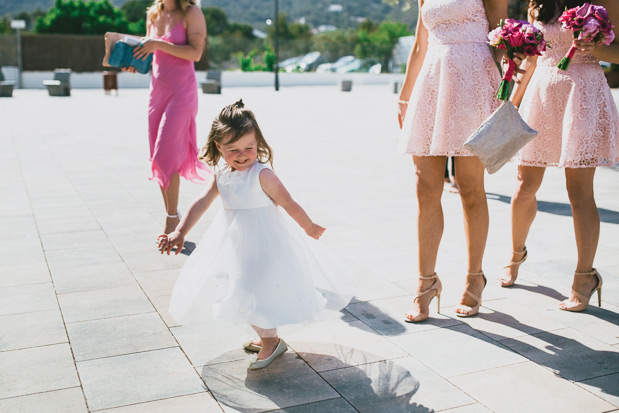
121, 66, 137, 73
574, 39, 596, 55
157, 231, 185, 255
397, 101, 408, 129
305, 223, 326, 240
133, 38, 159, 60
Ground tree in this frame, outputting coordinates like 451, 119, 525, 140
35, 0, 132, 35
202, 7, 229, 36
312, 29, 357, 61
122, 0, 151, 22
382, 0, 414, 10
355, 19, 410, 72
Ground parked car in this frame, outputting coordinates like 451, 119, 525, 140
316, 55, 357, 73
297, 51, 327, 72
278, 55, 303, 73
335, 57, 363, 73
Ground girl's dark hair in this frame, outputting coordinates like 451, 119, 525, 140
530, 0, 585, 23
200, 99, 273, 168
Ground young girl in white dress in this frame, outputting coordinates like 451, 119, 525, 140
158, 100, 354, 370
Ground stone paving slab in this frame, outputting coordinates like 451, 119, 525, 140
0, 86, 618, 412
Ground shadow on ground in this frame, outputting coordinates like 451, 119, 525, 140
462, 305, 619, 401
200, 344, 432, 413
487, 193, 619, 224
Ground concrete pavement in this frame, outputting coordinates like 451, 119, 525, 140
0, 85, 618, 412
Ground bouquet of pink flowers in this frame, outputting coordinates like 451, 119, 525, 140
488, 19, 547, 101
557, 3, 615, 71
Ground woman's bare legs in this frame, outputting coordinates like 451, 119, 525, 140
160, 172, 180, 234
408, 156, 446, 319
560, 167, 600, 309
503, 166, 546, 284
453, 156, 488, 313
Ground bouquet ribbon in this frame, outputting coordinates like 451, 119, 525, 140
496, 59, 517, 101
557, 43, 577, 70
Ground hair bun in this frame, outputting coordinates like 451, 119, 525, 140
234, 99, 244, 109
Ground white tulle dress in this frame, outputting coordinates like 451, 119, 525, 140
169, 161, 354, 329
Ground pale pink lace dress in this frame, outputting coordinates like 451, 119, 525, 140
518, 22, 619, 168
399, 0, 501, 156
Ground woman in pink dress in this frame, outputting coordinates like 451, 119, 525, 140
129, 0, 210, 234
502, 0, 619, 312
398, 0, 508, 321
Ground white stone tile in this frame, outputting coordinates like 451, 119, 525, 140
58, 285, 154, 323
100, 392, 222, 412
450, 362, 616, 413
389, 324, 526, 377
0, 387, 87, 413
0, 309, 67, 351
67, 312, 177, 361
0, 283, 58, 316
77, 347, 205, 411
501, 328, 619, 382
0, 343, 80, 399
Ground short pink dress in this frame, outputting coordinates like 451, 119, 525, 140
148, 20, 211, 188
399, 0, 501, 156
518, 21, 619, 168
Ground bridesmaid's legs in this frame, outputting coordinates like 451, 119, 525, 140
251, 326, 279, 360
410, 156, 445, 315
504, 166, 546, 283
561, 167, 600, 308
453, 156, 488, 310
160, 172, 181, 234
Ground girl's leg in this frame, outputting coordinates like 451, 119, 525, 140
561, 167, 600, 309
452, 156, 488, 312
160, 173, 181, 234
408, 156, 445, 318
502, 166, 546, 284
251, 325, 280, 360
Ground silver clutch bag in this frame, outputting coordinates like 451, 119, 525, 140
463, 101, 538, 174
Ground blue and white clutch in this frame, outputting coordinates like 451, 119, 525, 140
103, 33, 152, 74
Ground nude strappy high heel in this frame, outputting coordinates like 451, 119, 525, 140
559, 269, 603, 312
404, 273, 442, 323
499, 247, 527, 288
456, 271, 486, 317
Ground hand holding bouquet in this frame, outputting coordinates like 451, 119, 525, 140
557, 3, 615, 71
488, 19, 547, 101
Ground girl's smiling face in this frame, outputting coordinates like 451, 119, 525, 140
216, 130, 258, 171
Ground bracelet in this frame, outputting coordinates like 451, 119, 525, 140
398, 100, 409, 104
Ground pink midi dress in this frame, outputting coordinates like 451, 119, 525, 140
399, 0, 501, 156
518, 21, 619, 168
148, 20, 211, 188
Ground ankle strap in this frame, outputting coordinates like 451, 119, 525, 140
512, 247, 527, 255
468, 271, 484, 276
166, 213, 179, 219
574, 268, 597, 276
419, 272, 437, 280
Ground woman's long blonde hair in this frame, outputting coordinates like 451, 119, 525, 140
200, 100, 274, 169
147, 0, 197, 24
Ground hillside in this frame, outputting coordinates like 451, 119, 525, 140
0, 0, 418, 30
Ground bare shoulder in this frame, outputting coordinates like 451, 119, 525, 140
184, 5, 206, 32
258, 167, 279, 185
185, 5, 205, 21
